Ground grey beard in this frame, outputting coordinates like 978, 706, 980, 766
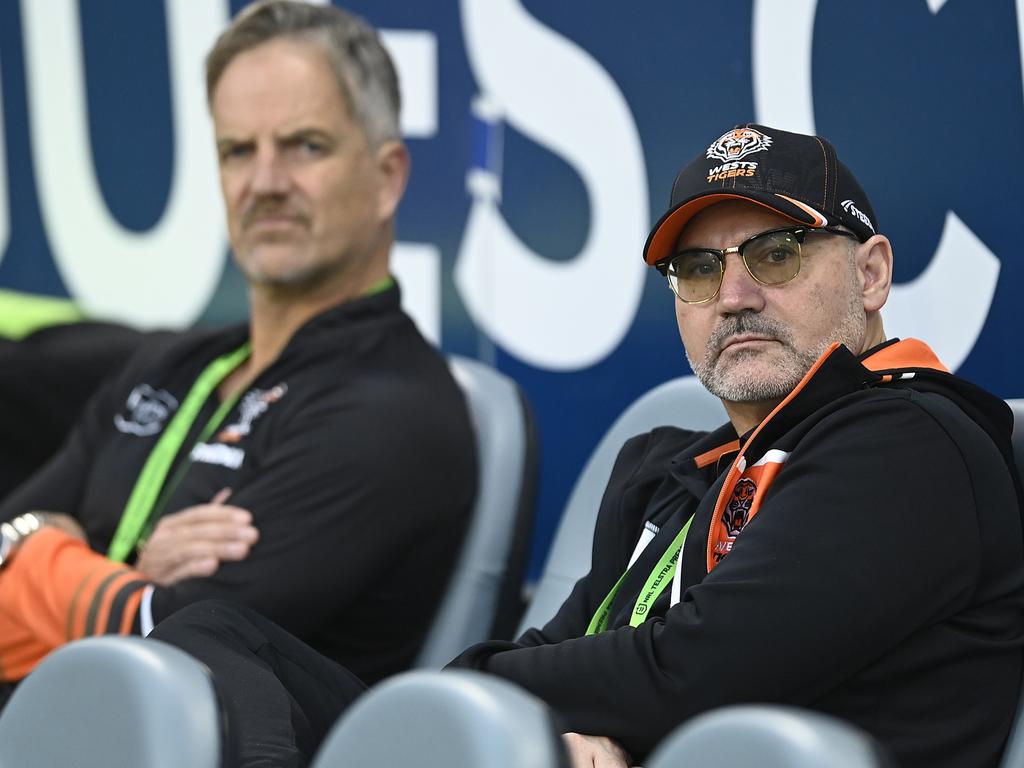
687, 306, 865, 404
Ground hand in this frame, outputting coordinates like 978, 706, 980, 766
562, 733, 633, 768
135, 489, 259, 585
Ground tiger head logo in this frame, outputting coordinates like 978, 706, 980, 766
723, 478, 757, 537
706, 128, 773, 163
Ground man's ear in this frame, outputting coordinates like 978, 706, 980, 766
375, 140, 410, 222
858, 234, 893, 313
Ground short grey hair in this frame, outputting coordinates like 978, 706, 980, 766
206, 0, 401, 146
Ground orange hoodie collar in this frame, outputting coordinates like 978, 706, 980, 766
860, 338, 949, 374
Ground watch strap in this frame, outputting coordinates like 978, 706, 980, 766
0, 513, 49, 569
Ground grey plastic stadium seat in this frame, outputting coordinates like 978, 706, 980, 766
416, 356, 537, 666
1000, 399, 1024, 768
0, 636, 224, 768
647, 705, 887, 768
1004, 399, 1024, 487
518, 375, 726, 633
310, 669, 566, 768
1005, 701, 1024, 768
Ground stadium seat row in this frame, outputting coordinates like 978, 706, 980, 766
2, 373, 1023, 767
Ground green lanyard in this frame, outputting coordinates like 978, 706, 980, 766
585, 515, 694, 635
108, 277, 392, 562
107, 343, 251, 562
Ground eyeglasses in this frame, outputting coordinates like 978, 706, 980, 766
655, 226, 860, 304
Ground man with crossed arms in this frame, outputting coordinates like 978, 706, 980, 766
0, 0, 475, 704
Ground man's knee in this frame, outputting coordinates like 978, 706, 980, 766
150, 599, 264, 647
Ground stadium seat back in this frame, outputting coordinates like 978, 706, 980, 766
0, 636, 224, 768
646, 705, 889, 768
1005, 704, 1024, 768
310, 669, 566, 768
1005, 399, 1024, 491
518, 375, 725, 634
416, 356, 537, 666
1000, 398, 1024, 768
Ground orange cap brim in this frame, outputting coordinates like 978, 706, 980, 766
642, 192, 829, 266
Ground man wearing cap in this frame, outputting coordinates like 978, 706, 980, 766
151, 124, 1024, 768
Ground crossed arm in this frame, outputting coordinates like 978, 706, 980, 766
0, 495, 256, 681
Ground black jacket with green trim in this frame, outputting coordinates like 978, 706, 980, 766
2, 285, 477, 685
448, 338, 1024, 768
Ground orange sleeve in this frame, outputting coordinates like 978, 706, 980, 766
0, 528, 150, 681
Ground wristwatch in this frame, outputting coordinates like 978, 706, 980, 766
0, 512, 48, 570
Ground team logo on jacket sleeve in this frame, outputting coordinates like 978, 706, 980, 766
113, 384, 178, 436
706, 128, 773, 162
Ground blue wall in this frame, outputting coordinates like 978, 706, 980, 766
1, 0, 1020, 576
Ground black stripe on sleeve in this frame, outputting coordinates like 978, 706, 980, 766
82, 571, 127, 636
103, 579, 151, 634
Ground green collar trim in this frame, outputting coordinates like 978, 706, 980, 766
364, 276, 395, 297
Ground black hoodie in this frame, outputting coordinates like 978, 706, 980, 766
449, 338, 1024, 768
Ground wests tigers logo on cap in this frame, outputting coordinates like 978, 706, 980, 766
706, 127, 773, 163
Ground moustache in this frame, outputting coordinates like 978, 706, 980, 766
706, 314, 790, 358
241, 200, 310, 230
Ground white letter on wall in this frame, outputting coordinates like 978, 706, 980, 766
308, 1, 444, 344
381, 29, 442, 345
22, 0, 229, 328
752, 0, 999, 371
456, 0, 648, 370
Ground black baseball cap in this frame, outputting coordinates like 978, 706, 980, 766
643, 123, 878, 266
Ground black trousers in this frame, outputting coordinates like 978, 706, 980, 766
150, 600, 367, 768
0, 681, 15, 711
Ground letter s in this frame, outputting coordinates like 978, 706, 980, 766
456, 0, 648, 371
